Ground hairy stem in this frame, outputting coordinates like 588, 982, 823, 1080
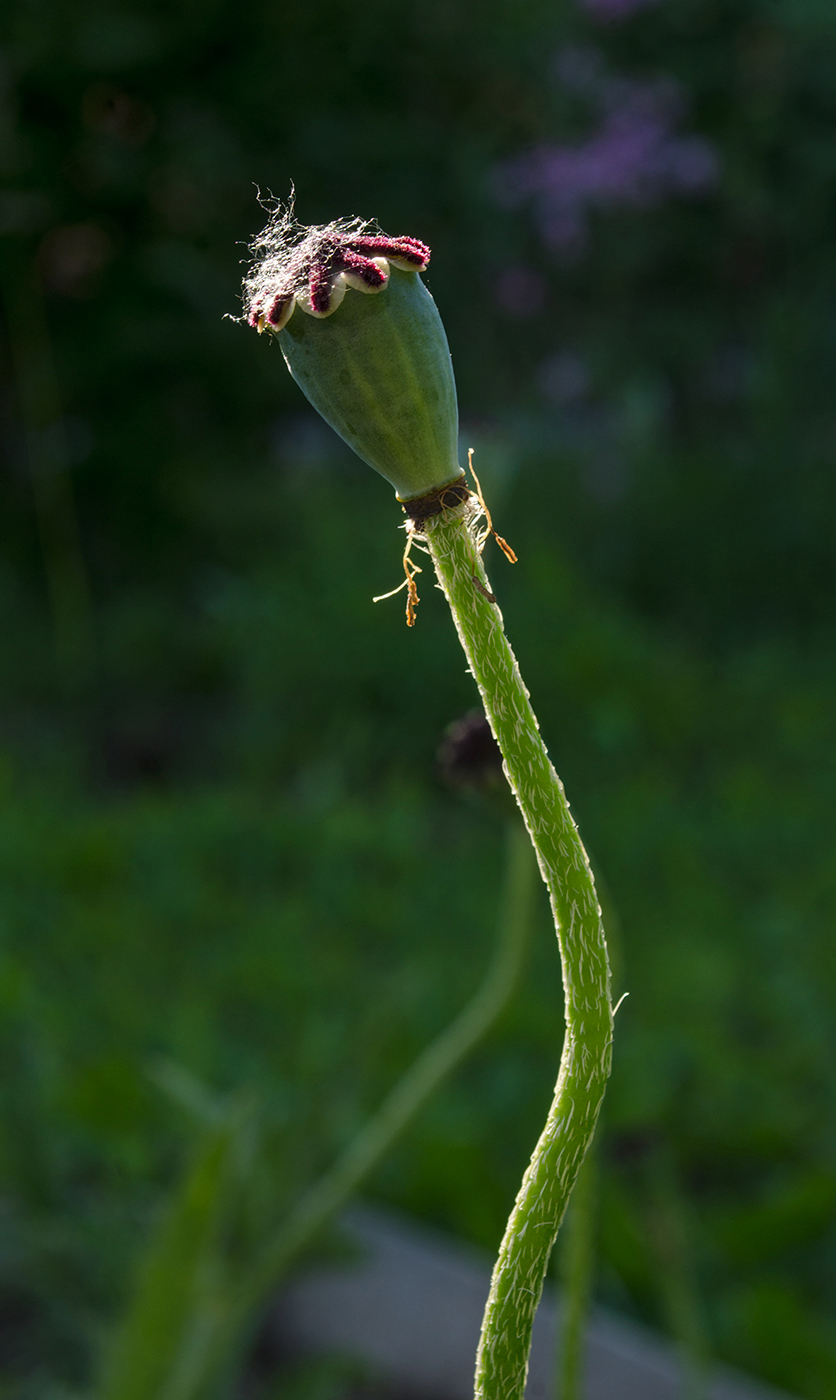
423, 502, 613, 1400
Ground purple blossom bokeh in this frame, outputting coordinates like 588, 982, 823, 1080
492, 50, 718, 255
538, 351, 590, 406
495, 265, 549, 317
581, 0, 661, 22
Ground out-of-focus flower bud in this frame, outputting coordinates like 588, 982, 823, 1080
437, 710, 506, 792
243, 207, 461, 501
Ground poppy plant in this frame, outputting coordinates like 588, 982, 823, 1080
242, 203, 614, 1400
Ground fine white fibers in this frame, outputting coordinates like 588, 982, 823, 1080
244, 203, 372, 309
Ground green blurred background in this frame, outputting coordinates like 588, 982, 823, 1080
2, 0, 836, 1394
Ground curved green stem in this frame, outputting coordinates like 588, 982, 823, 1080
423, 502, 613, 1400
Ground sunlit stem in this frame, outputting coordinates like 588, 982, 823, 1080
421, 501, 613, 1400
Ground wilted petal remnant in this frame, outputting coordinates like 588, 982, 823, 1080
244, 205, 430, 330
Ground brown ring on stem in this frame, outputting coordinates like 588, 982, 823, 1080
398, 474, 472, 529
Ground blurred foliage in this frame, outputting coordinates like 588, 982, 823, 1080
2, 0, 836, 1395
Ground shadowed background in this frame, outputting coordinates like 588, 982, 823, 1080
1, 0, 836, 1395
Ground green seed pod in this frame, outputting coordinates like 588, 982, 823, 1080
280, 269, 459, 500
244, 210, 461, 500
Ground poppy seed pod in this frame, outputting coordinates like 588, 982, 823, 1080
244, 209, 461, 501
238, 205, 614, 1400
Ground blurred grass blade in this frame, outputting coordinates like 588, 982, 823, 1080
98, 1105, 250, 1400
555, 1144, 597, 1400
239, 819, 536, 1313
647, 1151, 711, 1400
